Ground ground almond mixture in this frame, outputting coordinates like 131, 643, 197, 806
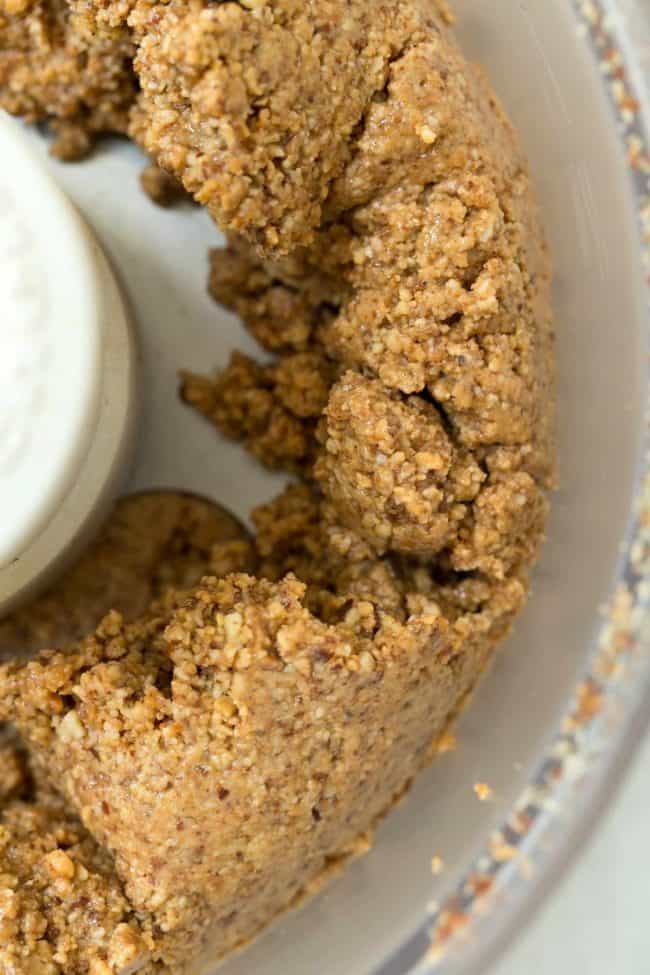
0, 1, 555, 972
0, 491, 252, 659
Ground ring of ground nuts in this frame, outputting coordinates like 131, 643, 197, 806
0, 3, 556, 973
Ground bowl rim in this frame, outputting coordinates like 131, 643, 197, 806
375, 2, 650, 972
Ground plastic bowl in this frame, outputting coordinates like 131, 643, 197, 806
19, 0, 650, 971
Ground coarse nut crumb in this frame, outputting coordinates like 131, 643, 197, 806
436, 731, 457, 755
0, 739, 165, 975
431, 856, 445, 876
473, 783, 494, 802
0, 491, 251, 660
0, 0, 136, 156
140, 165, 186, 208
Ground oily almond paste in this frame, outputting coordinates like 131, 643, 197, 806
0, 1, 555, 972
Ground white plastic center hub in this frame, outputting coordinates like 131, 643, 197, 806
0, 115, 104, 568
0, 113, 137, 612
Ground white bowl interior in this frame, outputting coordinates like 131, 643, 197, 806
32, 1, 648, 971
